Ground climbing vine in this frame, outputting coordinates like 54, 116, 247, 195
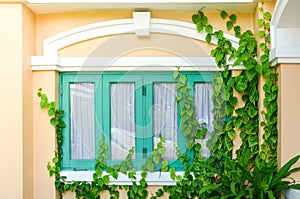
38, 3, 300, 199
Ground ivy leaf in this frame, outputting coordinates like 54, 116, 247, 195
263, 12, 272, 20
201, 16, 208, 25
260, 55, 269, 63
234, 25, 241, 37
228, 130, 236, 140
147, 163, 154, 171
153, 155, 160, 164
248, 106, 258, 118
258, 19, 264, 27
192, 14, 199, 24
235, 81, 247, 92
258, 30, 265, 38
161, 160, 169, 172
220, 10, 227, 19
260, 43, 266, 50
173, 70, 179, 79
229, 96, 238, 107
264, 22, 270, 29
196, 23, 204, 32
50, 118, 59, 127
229, 14, 237, 23
226, 21, 233, 30
206, 33, 212, 43
170, 167, 176, 180
205, 25, 213, 34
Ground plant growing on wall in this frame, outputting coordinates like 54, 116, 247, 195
38, 3, 300, 198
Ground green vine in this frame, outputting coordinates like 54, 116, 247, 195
37, 3, 300, 199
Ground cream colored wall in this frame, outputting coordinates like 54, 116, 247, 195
22, 4, 35, 199
278, 64, 300, 181
59, 33, 211, 57
33, 71, 59, 199
36, 11, 253, 56
32, 9, 256, 199
0, 3, 23, 199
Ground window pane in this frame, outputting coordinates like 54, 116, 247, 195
153, 83, 177, 160
70, 83, 95, 160
110, 83, 135, 160
194, 83, 213, 158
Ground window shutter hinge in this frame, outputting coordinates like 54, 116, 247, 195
60, 85, 63, 96
143, 147, 147, 158
142, 85, 146, 96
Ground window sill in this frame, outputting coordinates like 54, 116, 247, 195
60, 170, 184, 186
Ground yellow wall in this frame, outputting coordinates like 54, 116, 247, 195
0, 3, 23, 198
22, 4, 35, 199
6, 2, 300, 199
36, 11, 253, 55
278, 64, 300, 180
33, 71, 58, 199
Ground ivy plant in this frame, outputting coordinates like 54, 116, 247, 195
37, 3, 300, 199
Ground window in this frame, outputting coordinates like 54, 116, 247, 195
60, 72, 214, 171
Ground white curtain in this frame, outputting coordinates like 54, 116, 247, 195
70, 83, 95, 160
153, 83, 177, 160
110, 83, 136, 160
194, 83, 214, 158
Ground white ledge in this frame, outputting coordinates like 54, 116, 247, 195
60, 170, 184, 186
31, 56, 245, 71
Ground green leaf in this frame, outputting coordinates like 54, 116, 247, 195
201, 16, 208, 25
173, 70, 179, 79
264, 22, 270, 29
153, 155, 160, 164
258, 30, 265, 38
272, 155, 300, 187
52, 157, 59, 164
220, 10, 227, 19
205, 24, 213, 34
260, 43, 266, 50
248, 106, 258, 118
263, 12, 272, 20
206, 33, 212, 43
228, 130, 236, 140
50, 118, 59, 126
290, 184, 300, 190
192, 14, 199, 24
196, 23, 204, 32
170, 167, 176, 180
258, 19, 264, 27
235, 81, 247, 92
161, 160, 168, 172
229, 14, 237, 23
226, 21, 233, 30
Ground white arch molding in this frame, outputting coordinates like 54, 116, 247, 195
31, 16, 241, 71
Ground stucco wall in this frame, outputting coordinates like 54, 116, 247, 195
5, 2, 298, 199
0, 3, 23, 199
36, 11, 253, 56
278, 64, 300, 180
31, 7, 258, 199
22, 4, 36, 199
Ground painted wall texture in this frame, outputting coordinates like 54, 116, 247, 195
0, 1, 300, 198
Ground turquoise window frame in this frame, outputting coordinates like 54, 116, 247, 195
59, 71, 214, 171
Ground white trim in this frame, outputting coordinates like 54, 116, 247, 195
282, 187, 300, 199
133, 12, 151, 37
26, 0, 254, 3
60, 171, 184, 186
32, 17, 240, 71
31, 15, 239, 71
270, 28, 300, 65
270, 0, 288, 28
31, 56, 244, 71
